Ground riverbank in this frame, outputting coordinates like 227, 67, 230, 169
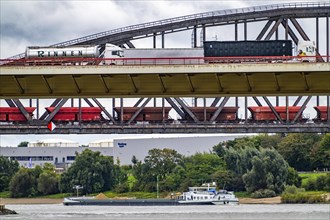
1, 196, 281, 205
0, 198, 63, 205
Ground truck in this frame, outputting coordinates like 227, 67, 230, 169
19, 40, 317, 65
25, 43, 124, 65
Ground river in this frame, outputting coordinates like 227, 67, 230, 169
2, 204, 329, 220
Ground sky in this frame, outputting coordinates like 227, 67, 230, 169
0, 0, 328, 146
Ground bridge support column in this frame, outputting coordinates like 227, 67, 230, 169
203, 98, 206, 122
78, 98, 82, 124
284, 19, 289, 40
120, 98, 124, 123
245, 96, 248, 123
112, 98, 116, 119
153, 33, 157, 48
161, 31, 165, 48
36, 99, 39, 119
193, 25, 197, 48
244, 20, 247, 40
235, 21, 238, 41
202, 25, 206, 43
327, 16, 329, 62
316, 17, 319, 53
327, 96, 330, 122
286, 96, 289, 123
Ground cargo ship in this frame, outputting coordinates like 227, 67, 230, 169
63, 186, 239, 206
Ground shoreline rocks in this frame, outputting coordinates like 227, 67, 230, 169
0, 204, 17, 215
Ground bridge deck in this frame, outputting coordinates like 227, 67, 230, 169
1, 62, 329, 98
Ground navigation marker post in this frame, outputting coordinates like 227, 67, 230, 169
47, 121, 56, 131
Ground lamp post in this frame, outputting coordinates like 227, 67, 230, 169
73, 185, 83, 197
156, 175, 159, 199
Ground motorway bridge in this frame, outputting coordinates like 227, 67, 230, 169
0, 2, 329, 134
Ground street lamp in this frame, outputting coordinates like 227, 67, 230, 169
73, 185, 83, 197
156, 175, 159, 199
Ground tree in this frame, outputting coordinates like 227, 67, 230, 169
37, 172, 59, 195
37, 163, 59, 195
9, 168, 39, 197
144, 148, 183, 180
17, 141, 29, 147
0, 156, 19, 191
286, 167, 302, 187
242, 148, 288, 195
182, 153, 226, 188
60, 149, 116, 194
277, 134, 319, 171
214, 144, 260, 191
311, 134, 330, 170
131, 155, 138, 166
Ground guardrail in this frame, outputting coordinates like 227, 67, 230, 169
1, 56, 329, 66
7, 2, 329, 59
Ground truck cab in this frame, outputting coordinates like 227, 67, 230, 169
102, 43, 124, 65
297, 41, 317, 62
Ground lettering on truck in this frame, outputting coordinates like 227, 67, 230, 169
37, 50, 84, 57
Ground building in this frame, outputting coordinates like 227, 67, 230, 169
109, 134, 246, 164
0, 134, 247, 168
1, 138, 113, 169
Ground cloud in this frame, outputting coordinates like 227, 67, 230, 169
0, 0, 322, 58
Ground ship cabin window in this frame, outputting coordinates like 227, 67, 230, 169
205, 196, 208, 199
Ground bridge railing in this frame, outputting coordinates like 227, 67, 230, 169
1, 56, 329, 66
7, 2, 329, 60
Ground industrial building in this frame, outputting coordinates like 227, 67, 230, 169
0, 134, 246, 168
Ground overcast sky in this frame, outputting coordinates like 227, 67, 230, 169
1, 0, 324, 58
0, 0, 327, 146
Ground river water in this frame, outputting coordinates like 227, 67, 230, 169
2, 204, 329, 220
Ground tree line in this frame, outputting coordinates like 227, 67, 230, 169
1, 133, 329, 198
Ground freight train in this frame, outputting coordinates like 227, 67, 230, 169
3, 40, 316, 66
0, 106, 328, 124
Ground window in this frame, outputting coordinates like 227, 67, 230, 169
67, 156, 75, 161
10, 156, 53, 161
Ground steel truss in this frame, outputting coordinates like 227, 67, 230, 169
0, 96, 329, 134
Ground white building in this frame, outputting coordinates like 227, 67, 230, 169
0, 134, 248, 167
0, 138, 113, 168
109, 134, 247, 164
28, 139, 79, 147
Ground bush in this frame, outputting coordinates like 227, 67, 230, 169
304, 178, 317, 191
281, 193, 326, 203
114, 183, 129, 193
315, 175, 327, 191
281, 185, 327, 203
251, 189, 276, 198
303, 174, 329, 191
325, 173, 330, 191
283, 185, 305, 194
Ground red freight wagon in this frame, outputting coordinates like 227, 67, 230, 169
185, 107, 239, 121
113, 107, 171, 122
314, 106, 330, 121
0, 107, 36, 121
248, 106, 305, 121
45, 107, 102, 121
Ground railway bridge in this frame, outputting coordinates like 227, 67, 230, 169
0, 2, 329, 134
